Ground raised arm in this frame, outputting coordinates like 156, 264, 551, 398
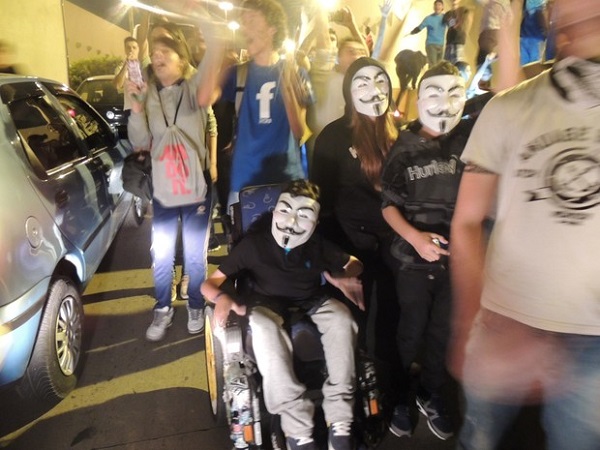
332, 6, 369, 55
281, 59, 310, 141
371, 0, 394, 59
136, 11, 151, 64
113, 62, 127, 90
196, 19, 229, 108
375, 1, 413, 62
495, 0, 525, 92
206, 106, 218, 183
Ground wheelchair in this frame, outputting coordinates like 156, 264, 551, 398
204, 184, 386, 450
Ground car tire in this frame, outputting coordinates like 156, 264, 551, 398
129, 195, 149, 226
204, 306, 227, 426
17, 278, 84, 402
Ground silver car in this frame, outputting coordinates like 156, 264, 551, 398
0, 75, 136, 401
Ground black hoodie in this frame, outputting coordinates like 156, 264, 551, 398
311, 57, 395, 252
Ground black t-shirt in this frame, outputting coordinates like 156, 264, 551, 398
219, 223, 350, 301
443, 8, 469, 45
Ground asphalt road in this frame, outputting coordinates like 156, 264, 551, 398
0, 208, 545, 450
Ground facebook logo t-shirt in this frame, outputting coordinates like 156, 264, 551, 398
222, 60, 308, 192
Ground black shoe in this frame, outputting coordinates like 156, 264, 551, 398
415, 393, 453, 440
389, 404, 412, 438
208, 235, 221, 252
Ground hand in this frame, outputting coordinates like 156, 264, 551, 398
323, 272, 365, 311
336, 7, 355, 28
380, 0, 394, 19
214, 294, 246, 328
125, 79, 147, 112
413, 232, 450, 262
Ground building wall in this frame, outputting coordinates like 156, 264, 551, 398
0, 0, 68, 83
63, 2, 129, 63
334, 0, 483, 85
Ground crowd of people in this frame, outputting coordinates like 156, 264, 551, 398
114, 0, 599, 449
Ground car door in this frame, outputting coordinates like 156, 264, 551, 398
46, 83, 133, 276
6, 81, 114, 280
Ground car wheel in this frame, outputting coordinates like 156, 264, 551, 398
204, 306, 227, 425
130, 195, 148, 226
18, 278, 83, 402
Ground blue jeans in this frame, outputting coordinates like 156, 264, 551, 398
459, 310, 600, 450
151, 186, 212, 310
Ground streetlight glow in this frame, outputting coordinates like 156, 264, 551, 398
321, 0, 339, 11
218, 1, 234, 12
282, 38, 296, 54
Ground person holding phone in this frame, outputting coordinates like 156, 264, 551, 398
113, 36, 141, 111
126, 36, 217, 342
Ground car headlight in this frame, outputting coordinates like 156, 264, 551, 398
106, 111, 115, 120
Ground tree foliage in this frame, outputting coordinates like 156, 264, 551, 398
68, 55, 122, 89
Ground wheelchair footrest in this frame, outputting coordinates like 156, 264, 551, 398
222, 323, 262, 449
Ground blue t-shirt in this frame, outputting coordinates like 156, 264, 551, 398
222, 60, 312, 192
419, 13, 447, 46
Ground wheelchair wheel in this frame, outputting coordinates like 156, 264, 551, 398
204, 306, 227, 425
355, 352, 387, 449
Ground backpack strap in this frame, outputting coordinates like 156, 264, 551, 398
235, 61, 249, 117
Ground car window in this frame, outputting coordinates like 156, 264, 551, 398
78, 80, 123, 106
9, 96, 84, 171
56, 94, 115, 153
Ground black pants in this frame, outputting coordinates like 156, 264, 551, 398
393, 267, 452, 401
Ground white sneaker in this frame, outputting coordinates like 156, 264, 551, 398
187, 305, 204, 334
328, 421, 353, 450
180, 274, 190, 300
146, 306, 174, 342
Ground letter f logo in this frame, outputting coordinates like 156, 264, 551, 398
256, 81, 276, 124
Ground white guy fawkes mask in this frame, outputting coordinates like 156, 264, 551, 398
271, 193, 320, 250
350, 65, 391, 117
417, 74, 466, 134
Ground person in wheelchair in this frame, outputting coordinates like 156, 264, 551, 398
201, 179, 364, 450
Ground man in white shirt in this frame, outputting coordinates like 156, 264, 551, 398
450, 0, 600, 448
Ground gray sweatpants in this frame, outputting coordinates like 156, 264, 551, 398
248, 298, 358, 439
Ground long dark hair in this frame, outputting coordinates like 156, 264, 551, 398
349, 109, 397, 189
343, 57, 398, 189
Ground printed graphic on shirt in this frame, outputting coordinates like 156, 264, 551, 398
256, 81, 276, 124
518, 127, 600, 224
406, 155, 459, 181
